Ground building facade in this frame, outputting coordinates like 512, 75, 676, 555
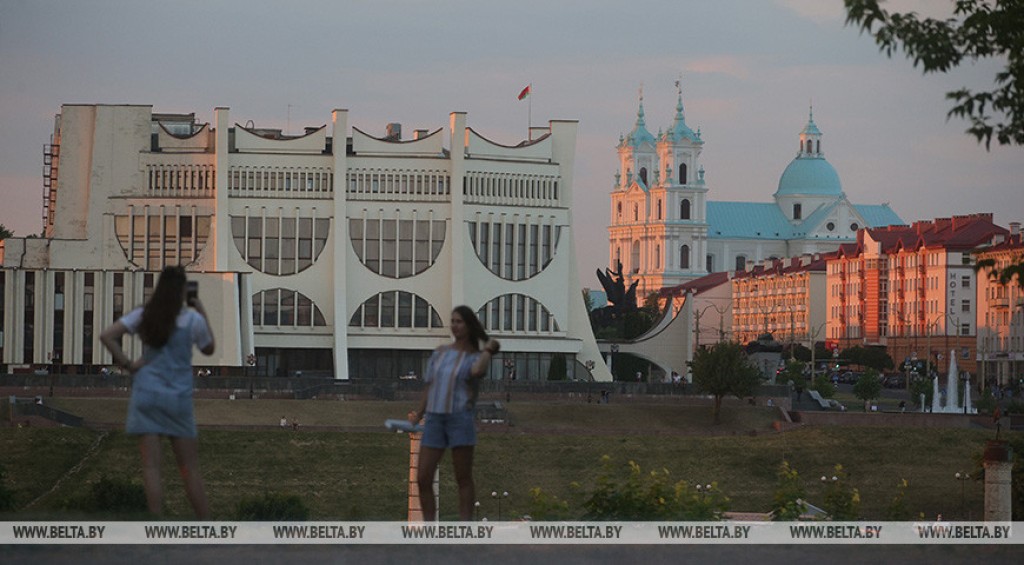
826, 214, 1008, 374
608, 89, 903, 301
731, 255, 828, 348
0, 104, 611, 381
975, 226, 1024, 387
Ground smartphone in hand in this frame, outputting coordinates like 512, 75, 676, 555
187, 280, 199, 305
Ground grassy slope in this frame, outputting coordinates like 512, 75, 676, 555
1, 397, 1011, 520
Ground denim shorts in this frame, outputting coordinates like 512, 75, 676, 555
421, 410, 477, 449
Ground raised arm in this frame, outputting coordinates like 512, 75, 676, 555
470, 339, 501, 378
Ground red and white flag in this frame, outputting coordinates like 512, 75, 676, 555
517, 84, 531, 100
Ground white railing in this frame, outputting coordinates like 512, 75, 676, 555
463, 171, 560, 207
347, 168, 449, 201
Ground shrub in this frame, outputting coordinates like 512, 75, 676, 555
234, 492, 309, 521
770, 461, 806, 521
65, 475, 147, 514
0, 464, 15, 512
581, 456, 728, 520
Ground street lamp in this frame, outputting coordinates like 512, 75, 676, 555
491, 490, 509, 521
474, 500, 481, 521
503, 358, 515, 402
695, 483, 713, 500
955, 472, 970, 519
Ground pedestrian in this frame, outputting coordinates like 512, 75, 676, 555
99, 266, 215, 519
408, 305, 499, 521
280, 416, 287, 428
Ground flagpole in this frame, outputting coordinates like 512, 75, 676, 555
528, 83, 532, 133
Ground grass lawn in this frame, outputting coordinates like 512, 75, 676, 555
1, 397, 1014, 521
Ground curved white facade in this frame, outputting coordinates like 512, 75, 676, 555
0, 104, 611, 381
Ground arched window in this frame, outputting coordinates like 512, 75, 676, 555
633, 204, 639, 222
793, 203, 802, 220
679, 163, 688, 184
655, 245, 661, 269
639, 167, 648, 186
679, 244, 690, 270
735, 255, 747, 271
656, 199, 662, 220
631, 241, 641, 273
680, 199, 691, 220
706, 254, 714, 273
615, 246, 621, 267
616, 202, 622, 221
806, 140, 812, 153
816, 140, 821, 153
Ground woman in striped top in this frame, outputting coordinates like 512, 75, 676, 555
409, 305, 500, 521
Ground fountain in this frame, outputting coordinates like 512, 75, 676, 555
929, 349, 976, 414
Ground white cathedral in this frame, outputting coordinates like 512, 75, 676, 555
608, 88, 903, 299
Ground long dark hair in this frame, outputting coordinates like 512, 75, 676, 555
139, 265, 187, 347
452, 305, 489, 352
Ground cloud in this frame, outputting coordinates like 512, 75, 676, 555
684, 56, 754, 80
774, 0, 845, 24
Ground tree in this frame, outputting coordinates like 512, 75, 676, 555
779, 360, 807, 395
845, 0, 1024, 148
976, 256, 1024, 290
0, 224, 12, 241
852, 368, 884, 410
689, 341, 761, 424
840, 346, 894, 371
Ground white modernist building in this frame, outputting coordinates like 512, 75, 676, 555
0, 104, 611, 381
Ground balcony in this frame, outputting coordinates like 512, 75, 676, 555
989, 297, 1009, 309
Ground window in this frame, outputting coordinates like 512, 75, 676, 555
631, 241, 641, 273
961, 323, 970, 336
655, 245, 661, 269
656, 200, 662, 220
633, 204, 639, 222
680, 199, 691, 220
962, 299, 971, 313
850, 223, 859, 231
961, 276, 971, 289
352, 216, 445, 279
793, 203, 802, 220
254, 289, 327, 328
706, 254, 714, 273
616, 202, 622, 221
639, 167, 648, 186
735, 255, 746, 271
679, 245, 690, 270
826, 222, 835, 231
477, 294, 560, 334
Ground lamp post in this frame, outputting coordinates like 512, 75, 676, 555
955, 472, 970, 520
474, 500, 481, 521
610, 343, 619, 377
491, 490, 509, 521
695, 483, 712, 501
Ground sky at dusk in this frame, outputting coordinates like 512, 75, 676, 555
1, 0, 1020, 288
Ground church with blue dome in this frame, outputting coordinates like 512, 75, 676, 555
608, 87, 904, 299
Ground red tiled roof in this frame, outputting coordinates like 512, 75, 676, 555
659, 271, 730, 298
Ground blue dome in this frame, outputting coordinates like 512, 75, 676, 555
775, 156, 842, 196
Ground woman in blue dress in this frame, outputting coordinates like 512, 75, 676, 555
409, 305, 499, 521
100, 266, 215, 518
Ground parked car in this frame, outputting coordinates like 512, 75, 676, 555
883, 373, 906, 388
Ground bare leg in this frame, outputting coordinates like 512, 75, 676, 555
451, 446, 475, 521
416, 446, 445, 521
138, 435, 163, 516
170, 437, 210, 519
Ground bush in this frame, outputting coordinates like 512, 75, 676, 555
0, 464, 15, 512
64, 475, 147, 515
530, 456, 731, 520
770, 461, 806, 521
234, 492, 309, 521
813, 375, 835, 398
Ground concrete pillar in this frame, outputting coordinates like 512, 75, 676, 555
407, 431, 438, 521
983, 440, 1013, 522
